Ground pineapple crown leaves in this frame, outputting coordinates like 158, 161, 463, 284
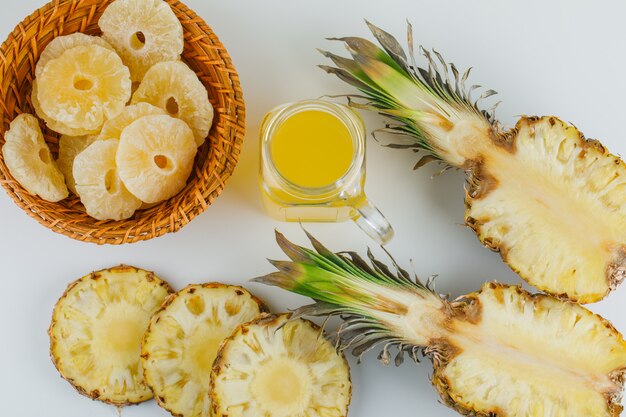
253, 230, 447, 365
319, 20, 501, 166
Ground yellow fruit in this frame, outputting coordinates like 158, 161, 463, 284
2, 114, 68, 202
142, 284, 268, 417
132, 61, 213, 146
98, 102, 165, 141
35, 33, 114, 79
57, 134, 97, 195
116, 114, 196, 203
99, 0, 184, 82
37, 44, 131, 133
211, 314, 352, 417
73, 139, 142, 221
49, 266, 173, 405
31, 80, 99, 136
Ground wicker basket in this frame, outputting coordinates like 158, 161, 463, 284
0, 0, 245, 244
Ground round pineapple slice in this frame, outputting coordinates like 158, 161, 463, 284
35, 33, 115, 79
2, 114, 68, 202
132, 61, 213, 146
49, 266, 173, 405
37, 44, 131, 132
57, 134, 97, 195
74, 139, 142, 220
98, 102, 166, 141
142, 284, 269, 417
31, 80, 99, 136
211, 314, 352, 417
99, 0, 184, 82
116, 114, 197, 203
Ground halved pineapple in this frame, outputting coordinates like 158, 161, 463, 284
142, 284, 268, 417
35, 33, 114, 79
259, 231, 626, 417
31, 80, 97, 136
116, 114, 196, 203
211, 314, 352, 417
37, 44, 131, 132
74, 139, 142, 220
132, 61, 213, 146
57, 134, 97, 195
99, 0, 184, 81
98, 103, 166, 141
2, 114, 68, 201
49, 265, 173, 405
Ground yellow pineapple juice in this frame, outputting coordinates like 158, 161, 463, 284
260, 100, 393, 243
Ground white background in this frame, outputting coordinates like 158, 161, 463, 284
1, 1, 625, 416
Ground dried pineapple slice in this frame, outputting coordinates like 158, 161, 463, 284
57, 135, 97, 195
98, 102, 165, 141
74, 139, 142, 220
49, 266, 173, 405
31, 81, 99, 137
211, 314, 352, 417
99, 0, 184, 82
116, 114, 196, 203
142, 284, 268, 417
35, 33, 114, 79
37, 44, 131, 132
2, 114, 68, 201
132, 61, 213, 146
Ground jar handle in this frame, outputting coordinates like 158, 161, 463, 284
352, 198, 394, 244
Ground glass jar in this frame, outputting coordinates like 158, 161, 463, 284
259, 99, 393, 244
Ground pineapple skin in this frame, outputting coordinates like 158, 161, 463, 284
141, 283, 270, 417
210, 314, 352, 417
49, 265, 174, 406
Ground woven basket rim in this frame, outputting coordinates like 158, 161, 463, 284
0, 0, 246, 245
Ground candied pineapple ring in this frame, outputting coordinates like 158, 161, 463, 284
2, 114, 68, 202
35, 33, 115, 79
116, 114, 197, 203
132, 61, 214, 146
99, 0, 184, 81
98, 102, 166, 141
142, 284, 268, 417
31, 81, 99, 137
57, 134, 97, 195
37, 44, 131, 132
49, 266, 173, 405
74, 139, 142, 221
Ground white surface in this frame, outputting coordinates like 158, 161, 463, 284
1, 1, 625, 416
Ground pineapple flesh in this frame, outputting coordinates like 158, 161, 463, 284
116, 114, 197, 203
132, 61, 214, 146
142, 284, 268, 417
2, 114, 68, 202
49, 265, 173, 405
211, 314, 352, 417
256, 231, 626, 417
99, 0, 184, 82
320, 22, 626, 303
